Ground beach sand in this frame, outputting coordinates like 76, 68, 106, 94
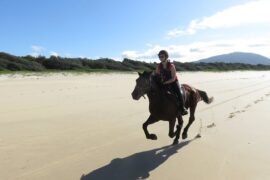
0, 71, 270, 180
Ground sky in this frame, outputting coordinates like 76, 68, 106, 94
1, 0, 270, 62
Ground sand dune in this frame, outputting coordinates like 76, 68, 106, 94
0, 71, 270, 180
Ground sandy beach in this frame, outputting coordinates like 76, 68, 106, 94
0, 71, 270, 180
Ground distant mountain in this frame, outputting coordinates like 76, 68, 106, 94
195, 52, 270, 65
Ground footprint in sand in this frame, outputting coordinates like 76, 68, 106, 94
254, 97, 264, 104
229, 96, 266, 119
254, 100, 259, 104
228, 110, 244, 119
245, 104, 252, 109
207, 123, 216, 128
228, 113, 235, 118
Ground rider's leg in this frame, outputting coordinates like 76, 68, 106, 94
171, 81, 188, 115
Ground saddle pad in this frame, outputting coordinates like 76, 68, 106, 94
180, 85, 186, 103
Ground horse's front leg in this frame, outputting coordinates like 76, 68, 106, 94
143, 115, 159, 140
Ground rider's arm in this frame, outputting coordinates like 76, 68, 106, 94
163, 64, 177, 84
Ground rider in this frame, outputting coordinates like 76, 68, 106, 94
155, 50, 188, 115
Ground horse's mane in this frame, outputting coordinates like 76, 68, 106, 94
140, 71, 164, 89
151, 73, 163, 87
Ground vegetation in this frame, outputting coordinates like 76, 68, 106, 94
1, 52, 270, 73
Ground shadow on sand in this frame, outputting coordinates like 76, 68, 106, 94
80, 137, 198, 180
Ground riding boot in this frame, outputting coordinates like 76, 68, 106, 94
178, 93, 188, 115
171, 81, 188, 116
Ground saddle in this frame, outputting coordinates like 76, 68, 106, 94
163, 84, 186, 106
180, 85, 186, 103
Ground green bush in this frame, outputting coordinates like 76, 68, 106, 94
1, 52, 270, 72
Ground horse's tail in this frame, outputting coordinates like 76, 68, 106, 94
198, 90, 214, 104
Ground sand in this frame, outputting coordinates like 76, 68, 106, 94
0, 71, 270, 180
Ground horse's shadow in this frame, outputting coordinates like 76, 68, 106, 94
80, 138, 198, 180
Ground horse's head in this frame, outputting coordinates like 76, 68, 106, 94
131, 71, 153, 100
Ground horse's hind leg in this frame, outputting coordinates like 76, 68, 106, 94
182, 103, 197, 139
173, 115, 184, 145
143, 115, 159, 140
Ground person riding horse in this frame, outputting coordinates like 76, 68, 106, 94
132, 70, 213, 144
156, 50, 188, 115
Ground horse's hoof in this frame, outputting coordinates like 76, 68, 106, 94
168, 133, 174, 138
182, 133, 188, 139
173, 139, 179, 145
148, 134, 157, 140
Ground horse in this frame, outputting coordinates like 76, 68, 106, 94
131, 71, 214, 145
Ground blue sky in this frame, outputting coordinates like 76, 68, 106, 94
1, 0, 270, 62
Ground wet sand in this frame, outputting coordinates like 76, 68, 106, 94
0, 71, 270, 180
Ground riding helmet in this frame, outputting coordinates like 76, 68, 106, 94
158, 50, 169, 59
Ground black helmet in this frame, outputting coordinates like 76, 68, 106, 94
158, 50, 169, 59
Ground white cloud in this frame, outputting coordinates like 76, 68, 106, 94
122, 36, 270, 62
50, 51, 59, 57
167, 0, 270, 38
122, 46, 164, 62
31, 45, 45, 57
122, 45, 187, 62
122, 50, 139, 59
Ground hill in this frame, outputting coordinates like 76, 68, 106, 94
195, 52, 270, 65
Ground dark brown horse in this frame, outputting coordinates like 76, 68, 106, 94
131, 71, 213, 145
